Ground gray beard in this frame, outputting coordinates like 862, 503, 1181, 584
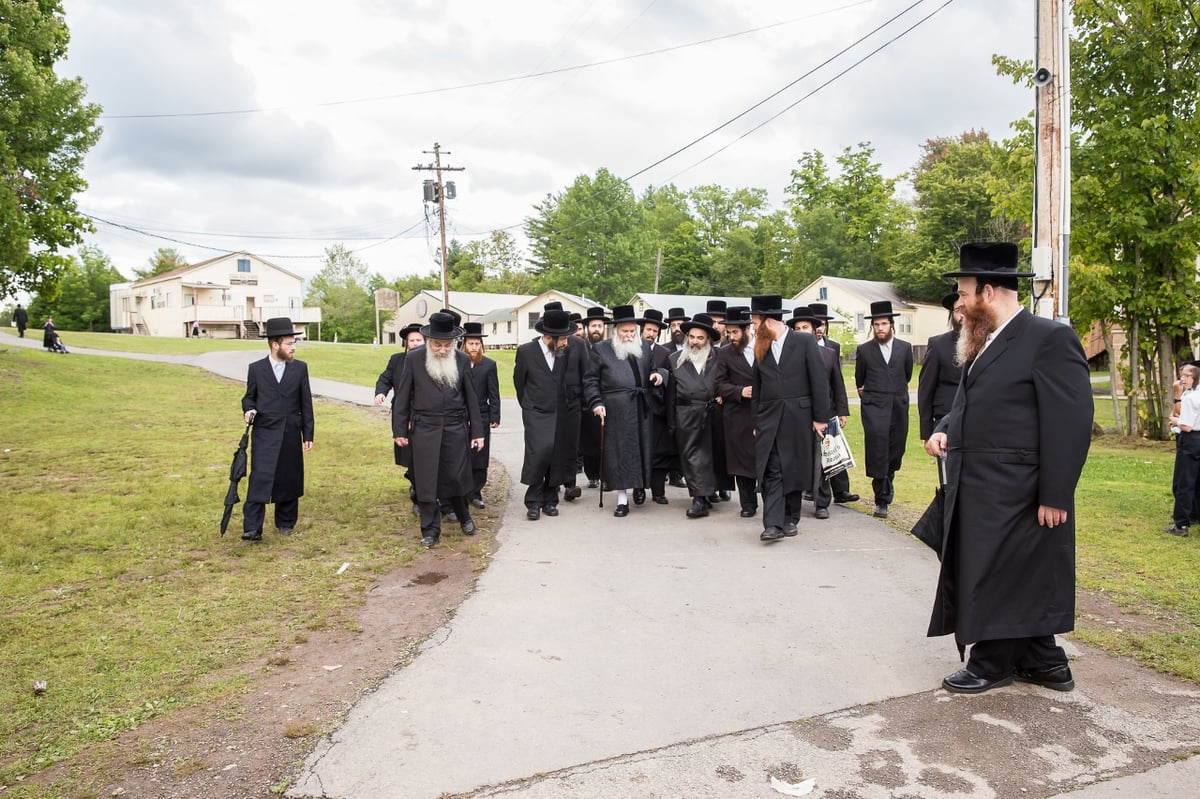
611, 336, 643, 361
425, 350, 460, 389
677, 343, 712, 373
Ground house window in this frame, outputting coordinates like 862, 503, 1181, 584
237, 258, 251, 273
222, 293, 233, 302
528, 312, 540, 329
163, 293, 171, 308
289, 297, 300, 309
492, 322, 498, 334
818, 287, 828, 300
856, 313, 865, 331
184, 295, 195, 306
897, 315, 912, 334
507, 321, 512, 333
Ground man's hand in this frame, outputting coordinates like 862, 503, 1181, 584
1038, 506, 1068, 528
471, 437, 485, 451
741, 386, 752, 399
812, 421, 827, 436
395, 436, 409, 447
649, 372, 663, 386
490, 421, 499, 429
925, 432, 948, 458
244, 409, 257, 425
838, 415, 848, 428
593, 405, 606, 419
374, 393, 387, 406
303, 440, 314, 452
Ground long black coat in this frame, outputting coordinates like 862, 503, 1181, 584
467, 356, 501, 470
584, 340, 666, 490
648, 343, 678, 471
714, 344, 756, 478
819, 345, 850, 418
753, 332, 831, 493
242, 357, 315, 504
376, 351, 413, 467
854, 337, 914, 478
667, 348, 719, 496
392, 348, 482, 503
917, 330, 961, 440
927, 310, 1093, 645
514, 339, 572, 487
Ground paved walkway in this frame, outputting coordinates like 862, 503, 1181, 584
5, 331, 1198, 798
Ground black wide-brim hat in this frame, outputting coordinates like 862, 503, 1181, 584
535, 309, 575, 336
583, 305, 611, 323
942, 242, 1034, 279
399, 322, 423, 340
262, 317, 302, 338
750, 294, 784, 318
808, 302, 833, 321
664, 307, 689, 322
421, 311, 465, 340
705, 299, 727, 318
680, 313, 719, 341
463, 321, 487, 338
866, 300, 898, 320
642, 309, 665, 329
940, 292, 959, 313
610, 305, 645, 325
724, 306, 753, 327
790, 305, 821, 326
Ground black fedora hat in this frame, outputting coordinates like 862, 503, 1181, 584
941, 292, 959, 313
680, 312, 720, 341
421, 311, 465, 340
724, 306, 753, 327
750, 294, 784, 318
664, 307, 689, 322
642, 309, 666, 329
439, 307, 463, 325
611, 305, 645, 325
809, 302, 833, 322
463, 321, 487, 338
583, 305, 611, 323
262, 317, 301, 338
705, 299, 727, 319
399, 322, 423, 341
866, 300, 898, 320
535, 309, 574, 336
790, 305, 821, 327
569, 312, 582, 324
942, 242, 1034, 279
543, 300, 564, 312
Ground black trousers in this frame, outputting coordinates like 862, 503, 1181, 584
872, 474, 895, 505
761, 441, 802, 531
967, 636, 1067, 680
650, 468, 667, 498
419, 496, 469, 537
830, 468, 851, 497
243, 498, 298, 534
471, 467, 487, 501
1173, 432, 1200, 526
735, 475, 757, 512
525, 477, 559, 510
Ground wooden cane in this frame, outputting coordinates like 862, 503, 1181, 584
598, 415, 606, 508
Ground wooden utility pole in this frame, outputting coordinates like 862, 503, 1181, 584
412, 143, 465, 311
1032, 0, 1072, 321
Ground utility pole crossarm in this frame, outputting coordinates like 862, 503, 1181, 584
412, 142, 466, 311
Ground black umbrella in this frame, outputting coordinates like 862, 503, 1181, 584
220, 421, 253, 536
911, 456, 947, 557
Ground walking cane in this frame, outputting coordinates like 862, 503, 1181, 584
598, 415, 606, 508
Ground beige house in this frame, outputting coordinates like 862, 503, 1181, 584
510, 290, 601, 346
385, 290, 535, 348
109, 251, 321, 339
791, 277, 950, 360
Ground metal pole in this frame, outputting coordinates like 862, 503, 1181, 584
1058, 0, 1073, 322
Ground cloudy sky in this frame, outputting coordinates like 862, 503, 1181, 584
59, 0, 1035, 284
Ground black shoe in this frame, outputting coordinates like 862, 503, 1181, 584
241, 530, 263, 541
873, 504, 889, 518
815, 507, 830, 520
526, 508, 541, 521
802, 491, 814, 501
760, 527, 785, 541
685, 499, 709, 519
740, 507, 757, 518
707, 494, 720, 505
652, 494, 669, 505
278, 527, 293, 535
543, 504, 559, 517
587, 479, 599, 489
942, 668, 1013, 694
563, 486, 582, 502
461, 519, 477, 536
1014, 664, 1075, 691
445, 511, 459, 523
633, 488, 646, 506
1163, 523, 1190, 537
469, 498, 486, 509
834, 492, 860, 504
782, 521, 799, 537
717, 490, 731, 502
668, 475, 688, 488
613, 503, 629, 518
420, 535, 439, 548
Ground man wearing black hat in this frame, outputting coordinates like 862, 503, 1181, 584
375, 323, 426, 512
749, 296, 831, 541
917, 293, 964, 442
805, 303, 858, 505
462, 322, 501, 509
643, 309, 677, 503
577, 306, 611, 489
791, 306, 850, 520
667, 314, 722, 518
584, 305, 667, 516
715, 306, 759, 517
13, 303, 28, 337
241, 318, 315, 541
393, 312, 484, 547
706, 300, 728, 343
924, 242, 1093, 695
514, 309, 575, 519
664, 307, 689, 353
854, 300, 914, 518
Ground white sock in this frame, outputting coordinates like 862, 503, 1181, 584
616, 489, 628, 506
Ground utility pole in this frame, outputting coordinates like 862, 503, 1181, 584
412, 143, 465, 311
1032, 0, 1072, 322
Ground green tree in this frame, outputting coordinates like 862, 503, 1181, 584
26, 245, 124, 331
304, 244, 376, 343
0, 0, 102, 300
134, 247, 189, 280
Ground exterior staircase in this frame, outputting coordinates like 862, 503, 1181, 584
243, 319, 260, 339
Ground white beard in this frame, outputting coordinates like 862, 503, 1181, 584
425, 349, 460, 389
677, 343, 712, 373
611, 336, 643, 361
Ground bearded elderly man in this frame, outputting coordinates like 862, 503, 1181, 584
667, 313, 723, 519
584, 305, 667, 517
925, 242, 1093, 695
394, 312, 485, 548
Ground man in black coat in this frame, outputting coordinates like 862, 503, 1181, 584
13, 303, 28, 337
643, 309, 676, 503
714, 307, 758, 517
925, 242, 1093, 694
462, 322, 501, 509
811, 303, 858, 504
750, 295, 830, 542
514, 309, 575, 520
393, 313, 484, 548
667, 313, 722, 518
664, 307, 689, 353
791, 306, 850, 520
917, 293, 963, 442
241, 317, 315, 541
374, 323, 425, 510
854, 300, 914, 518
576, 305, 610, 490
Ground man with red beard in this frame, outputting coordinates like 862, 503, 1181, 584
854, 301, 914, 518
750, 295, 830, 542
715, 306, 758, 518
918, 292, 964, 442
924, 242, 1093, 694
462, 322, 501, 509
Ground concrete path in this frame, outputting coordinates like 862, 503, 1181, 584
5, 331, 1197, 798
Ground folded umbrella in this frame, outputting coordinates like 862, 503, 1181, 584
911, 455, 947, 557
220, 422, 252, 536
